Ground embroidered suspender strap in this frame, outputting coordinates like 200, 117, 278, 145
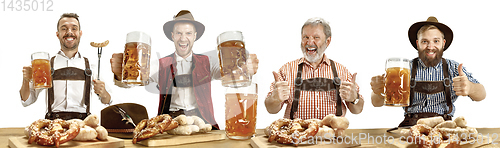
406, 58, 453, 115
330, 60, 342, 116
290, 63, 304, 119
83, 57, 91, 115
46, 56, 92, 119
289, 60, 342, 119
47, 56, 56, 118
441, 58, 453, 114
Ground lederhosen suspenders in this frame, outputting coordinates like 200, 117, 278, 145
290, 59, 342, 119
159, 57, 196, 115
406, 58, 453, 115
46, 56, 91, 120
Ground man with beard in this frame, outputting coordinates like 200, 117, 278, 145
110, 10, 259, 130
265, 17, 364, 120
370, 16, 486, 127
19, 13, 112, 120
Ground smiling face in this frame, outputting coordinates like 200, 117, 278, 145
301, 24, 331, 63
57, 17, 81, 52
416, 28, 446, 67
171, 22, 197, 59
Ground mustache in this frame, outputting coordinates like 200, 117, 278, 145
63, 34, 77, 38
305, 45, 318, 49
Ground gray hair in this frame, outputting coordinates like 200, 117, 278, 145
301, 17, 331, 39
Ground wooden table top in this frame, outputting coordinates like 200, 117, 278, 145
2, 127, 500, 147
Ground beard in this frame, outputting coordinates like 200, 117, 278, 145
59, 35, 79, 51
302, 44, 325, 63
418, 49, 443, 67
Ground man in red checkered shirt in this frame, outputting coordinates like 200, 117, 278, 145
265, 17, 364, 120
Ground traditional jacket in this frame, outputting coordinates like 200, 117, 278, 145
158, 53, 218, 128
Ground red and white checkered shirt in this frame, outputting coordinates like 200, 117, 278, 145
267, 55, 361, 120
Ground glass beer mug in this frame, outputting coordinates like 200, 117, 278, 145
383, 57, 411, 107
225, 83, 258, 140
217, 31, 251, 87
31, 52, 52, 89
121, 31, 151, 86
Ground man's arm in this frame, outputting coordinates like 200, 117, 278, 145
265, 71, 290, 114
370, 75, 385, 107
452, 63, 486, 101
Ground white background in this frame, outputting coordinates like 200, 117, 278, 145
1, 0, 498, 129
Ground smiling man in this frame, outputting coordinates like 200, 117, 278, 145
110, 10, 259, 130
19, 13, 112, 120
265, 17, 364, 120
370, 16, 486, 127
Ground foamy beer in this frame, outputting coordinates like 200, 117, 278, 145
383, 58, 411, 107
31, 52, 52, 89
121, 31, 151, 86
217, 31, 251, 87
225, 83, 257, 140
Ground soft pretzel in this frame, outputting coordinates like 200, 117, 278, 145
267, 118, 319, 146
409, 116, 478, 147
28, 119, 80, 148
90, 40, 109, 47
133, 114, 179, 144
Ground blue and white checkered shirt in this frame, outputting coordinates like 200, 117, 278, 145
403, 58, 480, 116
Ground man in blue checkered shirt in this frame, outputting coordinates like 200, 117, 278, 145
370, 16, 486, 127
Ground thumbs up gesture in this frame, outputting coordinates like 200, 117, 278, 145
452, 63, 471, 96
272, 71, 290, 103
340, 73, 358, 102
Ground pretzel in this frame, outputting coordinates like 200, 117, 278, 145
409, 116, 478, 147
28, 119, 80, 148
410, 124, 434, 147
90, 40, 109, 47
267, 118, 319, 146
133, 114, 179, 144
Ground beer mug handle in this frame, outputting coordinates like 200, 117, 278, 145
381, 74, 386, 97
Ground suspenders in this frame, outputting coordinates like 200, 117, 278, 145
407, 58, 453, 115
47, 56, 92, 118
290, 59, 343, 119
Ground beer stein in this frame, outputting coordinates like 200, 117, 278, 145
225, 83, 257, 140
31, 52, 52, 89
217, 31, 251, 87
383, 57, 411, 107
121, 31, 151, 86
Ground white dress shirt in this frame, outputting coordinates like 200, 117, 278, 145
22, 51, 112, 113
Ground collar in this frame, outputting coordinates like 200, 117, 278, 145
175, 52, 193, 62
57, 51, 81, 59
299, 54, 330, 67
417, 58, 443, 69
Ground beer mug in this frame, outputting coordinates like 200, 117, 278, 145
31, 52, 52, 89
383, 57, 411, 107
225, 83, 257, 140
121, 31, 151, 86
217, 31, 251, 87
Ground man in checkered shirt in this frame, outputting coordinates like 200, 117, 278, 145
265, 17, 364, 120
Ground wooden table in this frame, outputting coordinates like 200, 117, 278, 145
2, 127, 500, 147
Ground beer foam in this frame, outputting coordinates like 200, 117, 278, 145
126, 31, 151, 45
225, 83, 257, 94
